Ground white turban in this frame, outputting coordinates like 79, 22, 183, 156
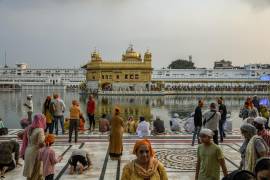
254, 117, 267, 125
199, 128, 214, 137
173, 113, 179, 118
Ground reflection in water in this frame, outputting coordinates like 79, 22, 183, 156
0, 90, 268, 129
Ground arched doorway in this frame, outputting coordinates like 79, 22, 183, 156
101, 82, 112, 91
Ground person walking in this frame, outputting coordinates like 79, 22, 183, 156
192, 100, 203, 146
109, 107, 124, 160
239, 123, 268, 172
87, 95, 96, 131
69, 100, 81, 143
22, 113, 46, 180
203, 103, 221, 145
38, 134, 63, 180
24, 94, 33, 123
50, 93, 65, 135
218, 97, 227, 142
253, 117, 270, 147
195, 128, 228, 180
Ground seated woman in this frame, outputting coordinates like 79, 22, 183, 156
121, 139, 168, 180
0, 118, 8, 135
152, 116, 165, 135
136, 117, 150, 137
99, 114, 110, 133
68, 149, 92, 174
126, 116, 136, 134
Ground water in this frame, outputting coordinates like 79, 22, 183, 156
0, 90, 266, 129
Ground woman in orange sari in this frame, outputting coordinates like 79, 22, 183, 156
109, 107, 124, 160
121, 139, 168, 180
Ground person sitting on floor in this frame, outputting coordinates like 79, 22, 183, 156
68, 149, 92, 175
0, 118, 8, 136
99, 114, 110, 134
136, 116, 150, 137
152, 116, 165, 135
222, 170, 255, 180
126, 116, 136, 134
38, 134, 63, 180
0, 140, 21, 178
170, 113, 181, 132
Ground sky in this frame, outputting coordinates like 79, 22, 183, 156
0, 0, 270, 69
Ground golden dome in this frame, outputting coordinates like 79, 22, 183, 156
91, 50, 102, 61
122, 44, 142, 61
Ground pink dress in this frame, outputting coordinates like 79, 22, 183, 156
38, 146, 60, 177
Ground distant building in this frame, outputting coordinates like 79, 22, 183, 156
214, 59, 233, 69
82, 45, 153, 92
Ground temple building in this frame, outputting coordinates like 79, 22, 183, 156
82, 45, 153, 92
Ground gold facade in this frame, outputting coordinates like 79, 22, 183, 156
83, 45, 152, 91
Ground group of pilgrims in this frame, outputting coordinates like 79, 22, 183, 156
0, 93, 270, 180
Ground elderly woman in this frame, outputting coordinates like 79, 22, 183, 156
22, 113, 46, 180
239, 123, 268, 172
121, 139, 168, 180
109, 107, 124, 160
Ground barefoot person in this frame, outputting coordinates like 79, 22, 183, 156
69, 100, 81, 143
68, 149, 92, 175
0, 140, 21, 178
121, 139, 168, 180
87, 95, 96, 131
195, 128, 228, 180
109, 107, 124, 160
38, 134, 63, 180
22, 113, 46, 180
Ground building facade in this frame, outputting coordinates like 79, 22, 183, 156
0, 63, 85, 90
82, 45, 152, 92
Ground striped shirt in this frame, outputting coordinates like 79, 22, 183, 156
258, 129, 270, 148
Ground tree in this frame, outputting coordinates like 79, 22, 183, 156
168, 59, 195, 69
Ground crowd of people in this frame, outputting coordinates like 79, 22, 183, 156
0, 93, 270, 179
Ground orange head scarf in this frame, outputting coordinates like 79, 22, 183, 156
133, 139, 155, 157
115, 107, 121, 115
45, 134, 55, 146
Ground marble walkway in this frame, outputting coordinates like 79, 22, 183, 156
0, 129, 244, 180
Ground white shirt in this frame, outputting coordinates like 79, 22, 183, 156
136, 121, 150, 137
25, 99, 33, 112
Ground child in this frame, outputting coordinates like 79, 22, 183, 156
195, 128, 228, 180
79, 114, 86, 132
68, 149, 92, 174
69, 100, 81, 143
38, 134, 63, 180
64, 118, 70, 131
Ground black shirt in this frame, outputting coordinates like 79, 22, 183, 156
194, 106, 202, 127
219, 104, 227, 120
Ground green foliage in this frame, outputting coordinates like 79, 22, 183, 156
168, 59, 195, 69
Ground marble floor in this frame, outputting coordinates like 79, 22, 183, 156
1, 129, 243, 180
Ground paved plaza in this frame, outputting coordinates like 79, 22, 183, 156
0, 129, 244, 180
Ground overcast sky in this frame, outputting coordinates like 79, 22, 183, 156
0, 0, 270, 69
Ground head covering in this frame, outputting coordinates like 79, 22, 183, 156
139, 116, 145, 122
173, 113, 179, 118
199, 128, 214, 137
46, 96, 51, 100
133, 139, 155, 157
128, 116, 133, 121
240, 123, 257, 137
243, 117, 255, 124
30, 113, 46, 130
27, 94, 32, 98
115, 107, 121, 114
254, 117, 267, 125
45, 134, 55, 146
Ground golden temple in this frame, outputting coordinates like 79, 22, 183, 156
82, 45, 153, 91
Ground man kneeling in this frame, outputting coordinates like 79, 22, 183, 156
68, 149, 92, 174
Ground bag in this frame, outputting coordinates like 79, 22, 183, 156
0, 128, 8, 135
203, 112, 216, 126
